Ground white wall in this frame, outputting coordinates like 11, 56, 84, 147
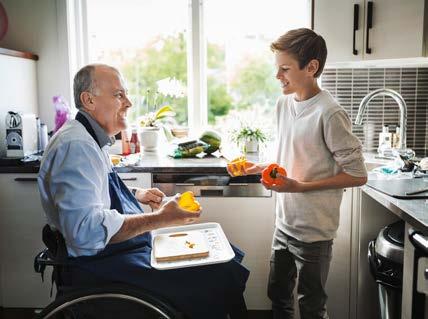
0, 0, 72, 131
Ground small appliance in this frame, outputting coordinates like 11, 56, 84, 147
5, 111, 38, 157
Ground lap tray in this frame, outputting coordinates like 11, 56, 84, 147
150, 222, 235, 270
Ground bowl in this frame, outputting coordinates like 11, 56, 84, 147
171, 127, 189, 138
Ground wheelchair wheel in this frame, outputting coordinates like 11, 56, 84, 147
35, 284, 183, 319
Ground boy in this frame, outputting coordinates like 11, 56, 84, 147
229, 28, 367, 318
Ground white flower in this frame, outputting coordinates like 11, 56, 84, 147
156, 77, 186, 98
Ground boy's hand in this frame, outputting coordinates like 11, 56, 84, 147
226, 161, 264, 176
260, 175, 302, 193
157, 194, 201, 227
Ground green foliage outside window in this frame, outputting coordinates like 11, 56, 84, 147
121, 32, 278, 128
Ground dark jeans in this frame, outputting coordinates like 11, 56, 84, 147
268, 234, 333, 319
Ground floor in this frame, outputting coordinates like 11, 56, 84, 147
0, 308, 272, 319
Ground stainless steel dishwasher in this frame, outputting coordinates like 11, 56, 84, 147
152, 173, 271, 197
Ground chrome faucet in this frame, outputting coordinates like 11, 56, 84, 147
354, 88, 407, 150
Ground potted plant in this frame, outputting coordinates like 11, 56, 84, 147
138, 78, 185, 151
231, 125, 267, 153
139, 105, 175, 151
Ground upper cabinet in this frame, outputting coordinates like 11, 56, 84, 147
313, 0, 428, 63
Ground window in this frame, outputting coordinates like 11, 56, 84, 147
86, 0, 189, 124
204, 0, 310, 136
83, 0, 310, 135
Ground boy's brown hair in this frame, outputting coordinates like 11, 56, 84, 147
271, 28, 327, 78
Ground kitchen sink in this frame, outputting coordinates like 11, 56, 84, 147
364, 153, 395, 171
365, 161, 386, 171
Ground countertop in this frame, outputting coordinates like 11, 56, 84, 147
361, 174, 428, 232
0, 157, 40, 173
0, 151, 262, 174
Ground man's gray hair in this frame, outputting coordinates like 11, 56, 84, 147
73, 64, 119, 109
73, 64, 97, 110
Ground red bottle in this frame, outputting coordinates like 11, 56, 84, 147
121, 130, 131, 155
130, 128, 140, 154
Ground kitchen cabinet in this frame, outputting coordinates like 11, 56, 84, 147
198, 195, 276, 309
349, 188, 400, 319
118, 172, 152, 212
313, 0, 428, 63
0, 174, 53, 308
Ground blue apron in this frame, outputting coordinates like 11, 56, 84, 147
70, 113, 249, 318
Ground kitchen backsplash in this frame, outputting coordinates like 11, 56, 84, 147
322, 68, 428, 157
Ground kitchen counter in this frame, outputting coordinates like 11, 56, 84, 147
0, 151, 262, 174
0, 157, 39, 173
362, 176, 428, 232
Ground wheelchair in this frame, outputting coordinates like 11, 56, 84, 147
34, 225, 184, 319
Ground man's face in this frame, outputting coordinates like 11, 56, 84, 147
274, 51, 313, 97
89, 67, 132, 136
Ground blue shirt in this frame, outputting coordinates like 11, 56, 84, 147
38, 111, 125, 257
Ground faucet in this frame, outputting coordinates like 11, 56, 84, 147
355, 88, 407, 150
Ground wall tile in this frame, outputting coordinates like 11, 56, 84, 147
322, 67, 428, 157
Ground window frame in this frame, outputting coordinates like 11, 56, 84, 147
68, 0, 311, 134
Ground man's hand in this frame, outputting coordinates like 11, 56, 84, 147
135, 188, 165, 210
260, 174, 302, 193
157, 194, 201, 227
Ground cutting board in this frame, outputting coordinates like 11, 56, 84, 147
154, 230, 209, 262
367, 178, 428, 199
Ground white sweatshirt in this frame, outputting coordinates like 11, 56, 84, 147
274, 90, 367, 245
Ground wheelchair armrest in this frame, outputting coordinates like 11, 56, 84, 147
34, 249, 69, 278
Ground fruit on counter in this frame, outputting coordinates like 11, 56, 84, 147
227, 156, 247, 177
178, 191, 201, 212
200, 130, 221, 154
262, 163, 287, 186
170, 140, 209, 158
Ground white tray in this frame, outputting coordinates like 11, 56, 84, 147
150, 222, 235, 270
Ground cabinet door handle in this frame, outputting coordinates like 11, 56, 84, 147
121, 177, 137, 181
365, 1, 373, 54
14, 177, 38, 182
353, 4, 359, 55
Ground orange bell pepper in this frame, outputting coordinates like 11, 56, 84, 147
262, 163, 287, 186
178, 191, 201, 212
227, 156, 247, 177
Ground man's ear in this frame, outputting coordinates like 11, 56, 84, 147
80, 92, 96, 111
306, 59, 320, 77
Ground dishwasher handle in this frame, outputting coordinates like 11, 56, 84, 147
200, 189, 224, 197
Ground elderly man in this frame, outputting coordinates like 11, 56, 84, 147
38, 64, 249, 319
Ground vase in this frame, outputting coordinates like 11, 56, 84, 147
245, 139, 259, 153
139, 127, 160, 152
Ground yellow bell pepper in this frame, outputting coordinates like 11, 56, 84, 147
227, 156, 247, 177
178, 191, 201, 212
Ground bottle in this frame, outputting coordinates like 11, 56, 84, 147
379, 126, 392, 148
130, 128, 140, 154
121, 130, 131, 155
36, 117, 41, 152
39, 123, 48, 152
377, 126, 392, 156
53, 95, 70, 133
392, 127, 400, 149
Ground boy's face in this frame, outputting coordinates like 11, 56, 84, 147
274, 51, 316, 97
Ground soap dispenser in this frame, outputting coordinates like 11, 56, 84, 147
378, 126, 393, 156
